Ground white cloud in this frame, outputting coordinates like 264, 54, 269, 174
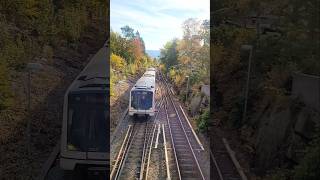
111, 0, 209, 50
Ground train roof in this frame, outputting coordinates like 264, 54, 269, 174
147, 67, 156, 71
67, 44, 109, 93
143, 70, 156, 77
132, 75, 155, 91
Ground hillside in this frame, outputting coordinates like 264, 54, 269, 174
0, 1, 107, 179
211, 0, 320, 179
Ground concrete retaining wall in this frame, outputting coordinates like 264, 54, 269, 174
292, 73, 320, 112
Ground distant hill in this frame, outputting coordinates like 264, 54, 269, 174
146, 50, 160, 59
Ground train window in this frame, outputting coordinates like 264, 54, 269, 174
131, 90, 153, 110
67, 93, 108, 152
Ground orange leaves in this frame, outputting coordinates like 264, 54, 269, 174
131, 37, 144, 61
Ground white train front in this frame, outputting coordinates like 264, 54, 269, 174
129, 68, 156, 117
60, 44, 109, 171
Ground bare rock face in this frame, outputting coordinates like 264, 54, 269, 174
252, 98, 320, 174
190, 95, 203, 116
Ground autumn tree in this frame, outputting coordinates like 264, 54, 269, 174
160, 18, 210, 89
160, 39, 179, 71
110, 25, 154, 96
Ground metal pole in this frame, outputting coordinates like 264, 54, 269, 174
242, 48, 253, 122
27, 71, 31, 157
186, 76, 190, 102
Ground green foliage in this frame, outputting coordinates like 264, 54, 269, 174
197, 108, 210, 132
263, 126, 320, 180
293, 145, 320, 180
160, 18, 210, 99
121, 25, 135, 39
57, 6, 88, 42
212, 0, 320, 178
110, 30, 135, 64
160, 39, 179, 72
169, 68, 176, 80
293, 124, 320, 180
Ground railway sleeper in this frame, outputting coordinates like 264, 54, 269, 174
179, 165, 196, 171
183, 178, 203, 180
178, 158, 194, 164
180, 171, 200, 178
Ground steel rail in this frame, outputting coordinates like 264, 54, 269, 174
142, 85, 164, 180
139, 122, 151, 180
116, 123, 143, 180
162, 124, 171, 180
145, 124, 157, 180
159, 69, 181, 180
162, 72, 206, 180
110, 125, 134, 180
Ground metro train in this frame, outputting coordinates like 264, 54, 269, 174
60, 43, 109, 171
128, 68, 156, 117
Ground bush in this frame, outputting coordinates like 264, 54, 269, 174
293, 145, 320, 180
126, 63, 138, 75
293, 123, 320, 180
169, 68, 176, 80
111, 53, 126, 71
197, 108, 209, 132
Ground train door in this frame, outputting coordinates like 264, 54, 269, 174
86, 92, 108, 160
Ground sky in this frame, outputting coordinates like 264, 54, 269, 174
110, 0, 210, 50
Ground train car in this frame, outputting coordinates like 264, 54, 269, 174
129, 70, 156, 117
143, 70, 156, 77
60, 43, 109, 171
146, 67, 156, 71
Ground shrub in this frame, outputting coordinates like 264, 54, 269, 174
126, 63, 137, 75
111, 53, 126, 71
197, 108, 209, 132
293, 123, 320, 180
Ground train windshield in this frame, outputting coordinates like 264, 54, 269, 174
131, 90, 153, 110
67, 93, 108, 152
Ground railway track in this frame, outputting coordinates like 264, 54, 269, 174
110, 78, 165, 180
110, 121, 156, 180
161, 72, 246, 180
159, 73, 206, 180
210, 133, 245, 180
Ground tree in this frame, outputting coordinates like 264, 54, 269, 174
160, 39, 179, 71
121, 25, 135, 39
131, 37, 144, 62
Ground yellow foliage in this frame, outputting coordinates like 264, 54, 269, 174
169, 69, 176, 80
174, 73, 185, 87
179, 55, 191, 65
111, 53, 126, 71
127, 63, 138, 75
